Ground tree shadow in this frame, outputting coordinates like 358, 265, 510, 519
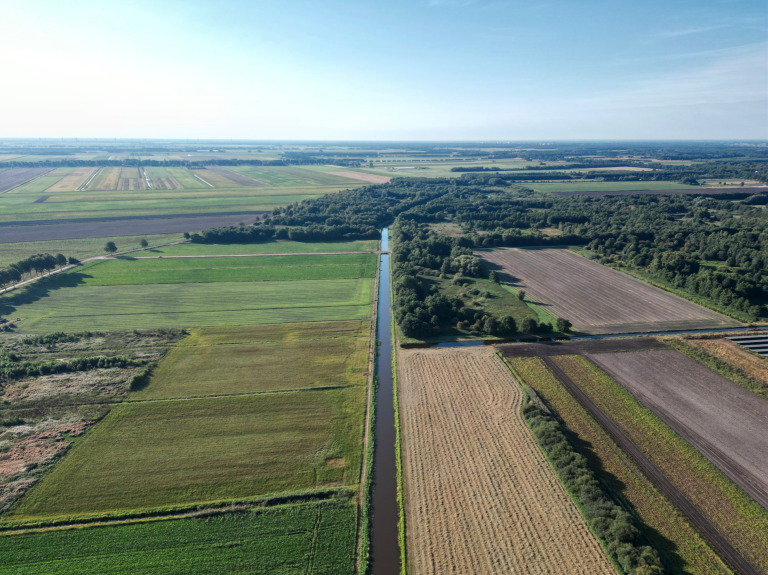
0, 271, 90, 316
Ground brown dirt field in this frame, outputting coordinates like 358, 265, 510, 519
479, 248, 737, 334
44, 167, 97, 192
688, 338, 768, 390
589, 350, 768, 511
500, 337, 668, 357
399, 346, 613, 574
329, 171, 391, 184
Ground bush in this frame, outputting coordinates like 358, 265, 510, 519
517, 290, 526, 301
522, 397, 663, 575
556, 317, 572, 332
521, 318, 538, 334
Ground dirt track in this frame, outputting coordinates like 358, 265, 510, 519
588, 350, 768, 511
480, 248, 737, 334
542, 356, 760, 575
399, 347, 613, 574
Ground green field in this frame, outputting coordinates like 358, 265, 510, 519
145, 167, 208, 189
5, 385, 365, 520
149, 239, 378, 256
1, 277, 374, 333
226, 166, 344, 187
0, 500, 356, 574
72, 253, 376, 285
0, 234, 183, 267
131, 320, 370, 399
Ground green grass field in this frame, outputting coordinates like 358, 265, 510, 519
0, 234, 183, 267
226, 166, 330, 187
149, 239, 378, 256
5, 386, 365, 520
1, 276, 374, 333
131, 320, 370, 400
144, 167, 207, 189
0, 500, 356, 574
73, 253, 376, 285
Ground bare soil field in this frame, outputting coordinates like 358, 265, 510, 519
206, 165, 269, 187
687, 337, 768, 391
399, 346, 613, 574
552, 187, 768, 197
329, 171, 391, 184
0, 168, 50, 192
589, 350, 768, 511
0, 212, 262, 243
45, 167, 97, 192
480, 248, 737, 334
500, 337, 668, 357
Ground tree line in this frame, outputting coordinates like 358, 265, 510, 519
0, 253, 70, 291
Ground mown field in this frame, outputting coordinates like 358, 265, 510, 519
1, 278, 374, 333
131, 320, 370, 399
0, 233, 183, 266
554, 354, 768, 574
149, 239, 378, 256
0, 500, 357, 574
508, 355, 731, 575
5, 386, 364, 520
399, 346, 613, 574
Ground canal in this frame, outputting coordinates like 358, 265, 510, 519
370, 227, 400, 574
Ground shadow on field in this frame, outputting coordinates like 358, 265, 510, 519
0, 271, 90, 316
561, 412, 687, 573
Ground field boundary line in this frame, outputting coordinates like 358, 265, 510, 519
541, 355, 760, 575
356, 244, 380, 574
190, 172, 214, 187
125, 384, 359, 404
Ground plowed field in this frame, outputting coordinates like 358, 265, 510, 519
588, 350, 768, 510
479, 248, 737, 334
398, 346, 613, 574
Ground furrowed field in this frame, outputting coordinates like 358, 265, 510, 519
508, 355, 731, 575
554, 354, 768, 574
0, 499, 357, 574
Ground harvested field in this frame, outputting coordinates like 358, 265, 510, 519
480, 248, 737, 334
509, 356, 731, 575
552, 187, 768, 197
555, 354, 768, 574
0, 213, 262, 243
45, 167, 97, 193
399, 346, 613, 574
499, 336, 668, 357
88, 167, 120, 190
329, 171, 391, 184
588, 350, 768, 510
205, 165, 269, 187
0, 168, 50, 192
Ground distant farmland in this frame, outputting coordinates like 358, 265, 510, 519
479, 248, 737, 334
0, 167, 50, 192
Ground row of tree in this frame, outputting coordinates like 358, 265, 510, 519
0, 253, 70, 290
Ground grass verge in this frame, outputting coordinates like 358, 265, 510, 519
392, 294, 406, 575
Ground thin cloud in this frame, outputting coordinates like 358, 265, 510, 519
659, 23, 731, 37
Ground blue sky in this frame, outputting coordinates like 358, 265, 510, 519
0, 0, 766, 139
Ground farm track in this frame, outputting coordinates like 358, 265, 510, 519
399, 347, 613, 574
588, 350, 768, 512
480, 248, 737, 334
541, 356, 760, 575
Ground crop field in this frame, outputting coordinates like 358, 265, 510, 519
398, 346, 613, 574
554, 354, 768, 574
508, 355, 731, 575
0, 187, 333, 223
149, 239, 378, 256
479, 248, 737, 334
45, 167, 98, 192
0, 500, 357, 574
73, 253, 376, 285
193, 168, 242, 188
0, 214, 260, 243
0, 168, 51, 192
226, 166, 358, 187
145, 167, 200, 189
131, 320, 370, 399
88, 167, 121, 190
205, 165, 269, 186
1, 277, 374, 333
5, 385, 364, 520
0, 233, 183, 266
5, 168, 74, 194
328, 170, 391, 183
587, 350, 768, 510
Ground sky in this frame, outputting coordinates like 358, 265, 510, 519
0, 0, 766, 140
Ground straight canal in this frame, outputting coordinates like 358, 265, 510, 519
370, 227, 400, 574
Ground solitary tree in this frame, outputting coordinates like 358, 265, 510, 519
517, 290, 526, 301
140, 238, 149, 248
104, 241, 117, 254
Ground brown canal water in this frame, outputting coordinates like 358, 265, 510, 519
370, 228, 400, 574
